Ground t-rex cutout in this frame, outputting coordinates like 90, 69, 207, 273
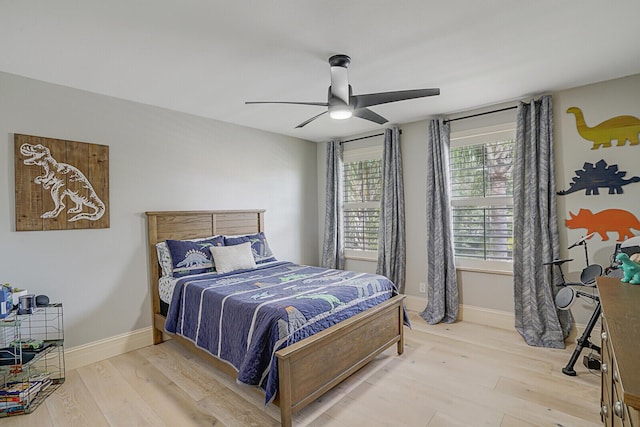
566, 107, 640, 150
565, 208, 640, 241
557, 159, 640, 195
20, 143, 106, 222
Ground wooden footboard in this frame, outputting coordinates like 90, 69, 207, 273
152, 294, 404, 427
145, 210, 406, 426
276, 294, 405, 427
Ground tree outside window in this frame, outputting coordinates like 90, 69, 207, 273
343, 144, 383, 259
450, 138, 514, 261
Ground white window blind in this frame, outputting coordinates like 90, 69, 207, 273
343, 144, 383, 257
450, 127, 515, 262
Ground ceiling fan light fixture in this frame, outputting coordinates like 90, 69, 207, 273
329, 108, 353, 120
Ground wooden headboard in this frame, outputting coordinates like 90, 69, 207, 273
145, 209, 265, 343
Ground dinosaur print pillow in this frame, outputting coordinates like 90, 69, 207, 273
155, 242, 174, 277
166, 236, 225, 277
224, 232, 276, 264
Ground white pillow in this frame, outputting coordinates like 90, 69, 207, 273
209, 242, 257, 274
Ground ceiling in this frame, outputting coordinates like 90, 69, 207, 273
2, 1, 639, 143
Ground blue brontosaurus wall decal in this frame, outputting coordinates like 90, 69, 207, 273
557, 159, 640, 196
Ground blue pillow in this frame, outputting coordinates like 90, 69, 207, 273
166, 236, 225, 277
224, 232, 276, 264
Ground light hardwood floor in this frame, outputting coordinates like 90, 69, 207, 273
3, 311, 601, 426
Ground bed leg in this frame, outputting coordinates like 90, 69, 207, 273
278, 357, 293, 427
152, 328, 163, 345
280, 406, 292, 427
397, 334, 404, 355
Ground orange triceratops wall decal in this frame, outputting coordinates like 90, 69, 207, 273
565, 208, 640, 241
566, 107, 640, 150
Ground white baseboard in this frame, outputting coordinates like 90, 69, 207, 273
65, 327, 153, 371
63, 299, 599, 372
404, 295, 514, 330
402, 295, 596, 342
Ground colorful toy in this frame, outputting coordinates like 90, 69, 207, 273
566, 107, 640, 150
616, 253, 640, 284
557, 159, 640, 196
9, 338, 44, 350
0, 287, 10, 319
565, 208, 640, 241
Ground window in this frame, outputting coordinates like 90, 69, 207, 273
450, 125, 515, 264
343, 144, 383, 259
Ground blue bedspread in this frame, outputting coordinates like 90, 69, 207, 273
165, 261, 404, 404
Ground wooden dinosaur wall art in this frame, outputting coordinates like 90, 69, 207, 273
565, 208, 640, 241
557, 159, 640, 195
14, 134, 110, 231
566, 107, 640, 149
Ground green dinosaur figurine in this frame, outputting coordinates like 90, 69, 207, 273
616, 253, 640, 284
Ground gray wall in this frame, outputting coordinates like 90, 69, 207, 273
554, 73, 640, 322
0, 72, 319, 348
318, 73, 640, 325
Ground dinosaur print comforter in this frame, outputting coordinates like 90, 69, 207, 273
165, 261, 402, 405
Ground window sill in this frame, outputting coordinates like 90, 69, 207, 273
345, 255, 377, 262
454, 258, 513, 276
455, 266, 513, 276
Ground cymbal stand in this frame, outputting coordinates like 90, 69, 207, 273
562, 291, 601, 376
543, 257, 602, 376
567, 233, 595, 267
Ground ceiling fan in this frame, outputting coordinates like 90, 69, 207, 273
246, 54, 440, 128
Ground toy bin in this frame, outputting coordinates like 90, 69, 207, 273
0, 288, 11, 319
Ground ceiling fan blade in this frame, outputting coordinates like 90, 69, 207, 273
295, 111, 328, 128
246, 55, 439, 129
353, 88, 440, 109
245, 101, 328, 106
353, 108, 388, 125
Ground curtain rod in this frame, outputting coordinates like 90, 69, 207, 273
443, 105, 517, 124
341, 129, 402, 144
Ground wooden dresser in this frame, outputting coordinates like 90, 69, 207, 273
596, 276, 640, 426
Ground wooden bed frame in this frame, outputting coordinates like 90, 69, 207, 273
145, 209, 405, 426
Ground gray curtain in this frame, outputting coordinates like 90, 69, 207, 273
420, 119, 459, 324
321, 140, 345, 269
513, 95, 571, 348
377, 127, 406, 293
